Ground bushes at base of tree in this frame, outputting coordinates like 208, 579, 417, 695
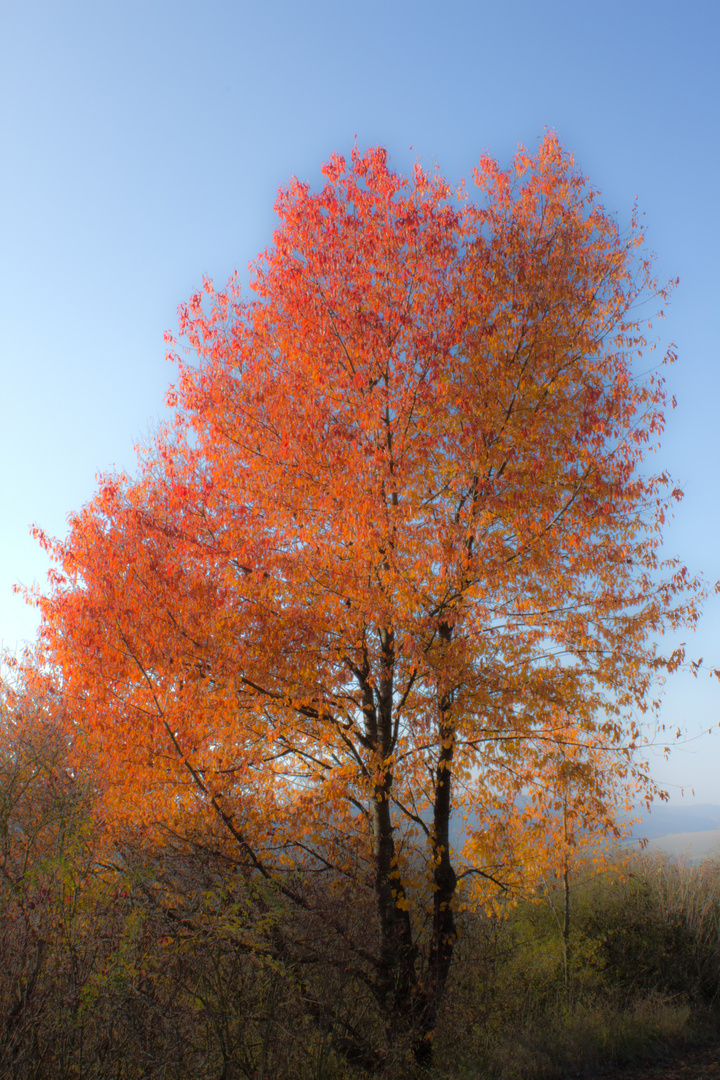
3, 823, 720, 1079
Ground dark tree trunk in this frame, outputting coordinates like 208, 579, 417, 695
413, 622, 459, 1066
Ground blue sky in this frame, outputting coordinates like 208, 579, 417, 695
1, 0, 719, 800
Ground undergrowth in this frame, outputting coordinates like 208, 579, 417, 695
434, 851, 720, 1078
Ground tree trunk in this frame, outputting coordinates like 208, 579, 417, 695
414, 623, 458, 1066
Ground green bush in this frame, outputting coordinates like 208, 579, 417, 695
433, 853, 720, 1079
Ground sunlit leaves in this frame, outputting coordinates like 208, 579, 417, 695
32, 134, 701, 1059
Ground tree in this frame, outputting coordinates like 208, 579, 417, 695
34, 134, 700, 1070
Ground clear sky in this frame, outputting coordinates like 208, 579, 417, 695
2, 0, 718, 801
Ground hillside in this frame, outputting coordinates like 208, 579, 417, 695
628, 803, 720, 841
626, 803, 720, 861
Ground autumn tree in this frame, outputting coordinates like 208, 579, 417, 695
33, 134, 700, 1070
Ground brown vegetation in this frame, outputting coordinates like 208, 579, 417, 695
2, 681, 719, 1078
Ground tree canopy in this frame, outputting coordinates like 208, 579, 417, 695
33, 133, 700, 1066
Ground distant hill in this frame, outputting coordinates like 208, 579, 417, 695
626, 803, 720, 842
620, 804, 720, 862
644, 828, 720, 860
441, 803, 720, 862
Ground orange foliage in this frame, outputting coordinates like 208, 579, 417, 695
32, 134, 701, 1058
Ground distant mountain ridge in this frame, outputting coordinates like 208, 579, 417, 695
440, 804, 720, 857
626, 803, 720, 842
